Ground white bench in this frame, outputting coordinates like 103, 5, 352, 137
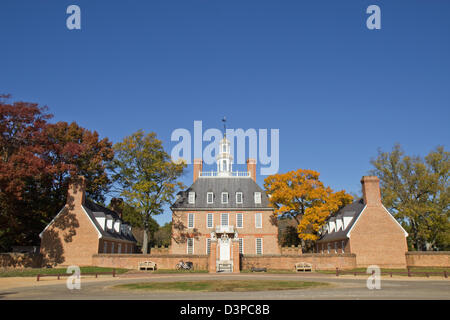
138, 261, 157, 271
295, 262, 312, 272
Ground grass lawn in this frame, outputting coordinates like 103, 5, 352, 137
241, 269, 296, 274
115, 280, 328, 292
0, 266, 129, 278
317, 266, 449, 276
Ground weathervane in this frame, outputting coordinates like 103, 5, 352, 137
222, 116, 227, 137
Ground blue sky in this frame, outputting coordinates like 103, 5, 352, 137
1, 0, 449, 225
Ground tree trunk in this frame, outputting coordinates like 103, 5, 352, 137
142, 228, 148, 254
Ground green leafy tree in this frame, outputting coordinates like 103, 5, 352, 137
110, 130, 186, 254
370, 144, 449, 250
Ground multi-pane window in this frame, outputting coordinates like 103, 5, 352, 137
104, 241, 108, 253
327, 243, 331, 254
256, 238, 263, 255
206, 238, 211, 255
188, 213, 194, 228
188, 192, 195, 204
111, 242, 115, 253
334, 242, 337, 254
207, 192, 214, 204
239, 238, 244, 254
255, 213, 262, 228
254, 192, 261, 204
118, 243, 122, 254
222, 192, 229, 204
221, 213, 229, 226
341, 240, 345, 253
187, 238, 194, 254
207, 213, 213, 228
236, 213, 243, 228
236, 192, 243, 204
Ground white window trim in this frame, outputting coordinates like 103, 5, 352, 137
188, 213, 194, 228
236, 192, 243, 204
187, 238, 194, 254
206, 238, 211, 254
255, 213, 262, 228
206, 213, 214, 229
236, 213, 243, 228
254, 192, 261, 204
221, 213, 229, 226
341, 240, 345, 253
239, 238, 244, 254
255, 238, 263, 255
207, 192, 214, 204
111, 242, 115, 254
221, 192, 229, 204
188, 192, 195, 204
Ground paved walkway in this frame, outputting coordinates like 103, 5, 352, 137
0, 272, 449, 300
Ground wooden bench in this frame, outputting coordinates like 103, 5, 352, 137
295, 262, 312, 272
138, 261, 157, 271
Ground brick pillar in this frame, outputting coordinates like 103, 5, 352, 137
246, 159, 256, 182
232, 239, 240, 273
193, 158, 203, 183
67, 175, 86, 207
209, 240, 217, 273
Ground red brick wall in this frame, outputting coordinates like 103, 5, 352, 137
171, 210, 279, 255
242, 253, 357, 271
40, 205, 100, 267
349, 205, 408, 268
92, 254, 209, 270
406, 252, 450, 267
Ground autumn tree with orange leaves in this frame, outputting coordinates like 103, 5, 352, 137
264, 169, 353, 250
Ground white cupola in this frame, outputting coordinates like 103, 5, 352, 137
216, 136, 233, 176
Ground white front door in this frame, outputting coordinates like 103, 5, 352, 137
219, 238, 230, 261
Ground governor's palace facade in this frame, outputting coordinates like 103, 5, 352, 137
5, 139, 443, 272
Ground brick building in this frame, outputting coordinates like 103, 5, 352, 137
39, 177, 137, 266
316, 176, 408, 268
170, 136, 279, 272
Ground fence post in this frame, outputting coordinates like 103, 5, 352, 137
407, 267, 411, 277
335, 267, 339, 277
444, 271, 447, 279
37, 274, 40, 282
112, 268, 116, 277
57, 274, 60, 280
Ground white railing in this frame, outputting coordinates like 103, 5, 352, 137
215, 225, 235, 234
199, 171, 250, 178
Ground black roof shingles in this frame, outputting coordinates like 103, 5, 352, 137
171, 177, 273, 210
82, 199, 136, 243
316, 198, 365, 242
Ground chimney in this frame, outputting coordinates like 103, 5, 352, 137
247, 158, 256, 182
361, 176, 382, 206
193, 158, 203, 183
67, 176, 86, 207
110, 198, 124, 219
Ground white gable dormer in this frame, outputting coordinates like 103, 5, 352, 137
329, 220, 336, 233
343, 216, 353, 229
336, 218, 343, 231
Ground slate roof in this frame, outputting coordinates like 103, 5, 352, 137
82, 199, 137, 243
316, 198, 365, 242
171, 177, 273, 210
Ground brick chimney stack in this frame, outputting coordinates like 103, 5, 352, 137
193, 158, 203, 183
67, 176, 86, 207
247, 158, 256, 182
361, 176, 382, 206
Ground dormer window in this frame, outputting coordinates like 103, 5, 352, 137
236, 192, 243, 204
188, 192, 195, 204
254, 192, 261, 204
221, 192, 229, 204
207, 192, 214, 204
